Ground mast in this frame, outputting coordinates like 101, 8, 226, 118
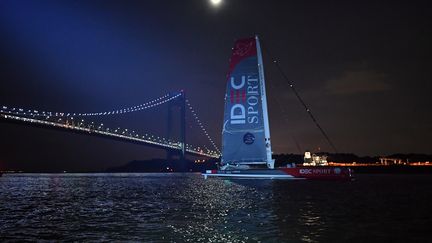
255, 36, 274, 169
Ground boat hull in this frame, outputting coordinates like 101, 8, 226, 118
203, 167, 353, 180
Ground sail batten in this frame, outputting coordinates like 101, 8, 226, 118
221, 36, 274, 168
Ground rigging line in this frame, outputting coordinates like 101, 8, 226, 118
292, 137, 303, 154
260, 41, 338, 153
273, 61, 338, 153
265, 59, 302, 153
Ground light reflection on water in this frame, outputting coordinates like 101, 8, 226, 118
0, 173, 432, 242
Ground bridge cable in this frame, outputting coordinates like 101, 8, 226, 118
0, 93, 181, 118
185, 99, 221, 155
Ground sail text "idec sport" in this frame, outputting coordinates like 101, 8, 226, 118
230, 75, 260, 125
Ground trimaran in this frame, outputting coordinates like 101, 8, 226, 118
203, 36, 353, 180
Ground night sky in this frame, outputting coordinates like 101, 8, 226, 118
1, 0, 431, 171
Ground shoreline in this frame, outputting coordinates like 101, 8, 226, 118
3, 166, 432, 174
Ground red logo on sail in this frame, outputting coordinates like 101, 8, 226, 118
233, 42, 253, 57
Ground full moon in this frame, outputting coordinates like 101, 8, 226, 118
210, 0, 222, 6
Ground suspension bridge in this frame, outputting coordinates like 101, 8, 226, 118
0, 91, 221, 160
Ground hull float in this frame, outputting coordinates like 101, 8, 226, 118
207, 36, 351, 181
203, 167, 353, 180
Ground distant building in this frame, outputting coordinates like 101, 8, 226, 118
379, 157, 406, 165
303, 151, 328, 166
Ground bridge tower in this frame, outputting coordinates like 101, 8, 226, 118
166, 91, 186, 163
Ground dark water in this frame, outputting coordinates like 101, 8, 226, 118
1, 173, 431, 242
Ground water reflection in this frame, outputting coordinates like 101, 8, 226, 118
224, 179, 332, 242
1, 174, 432, 241
164, 176, 267, 242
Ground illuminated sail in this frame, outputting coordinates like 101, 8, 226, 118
221, 36, 274, 168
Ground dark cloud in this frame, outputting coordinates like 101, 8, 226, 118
325, 70, 391, 95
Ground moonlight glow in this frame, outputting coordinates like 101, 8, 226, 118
210, 0, 222, 6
